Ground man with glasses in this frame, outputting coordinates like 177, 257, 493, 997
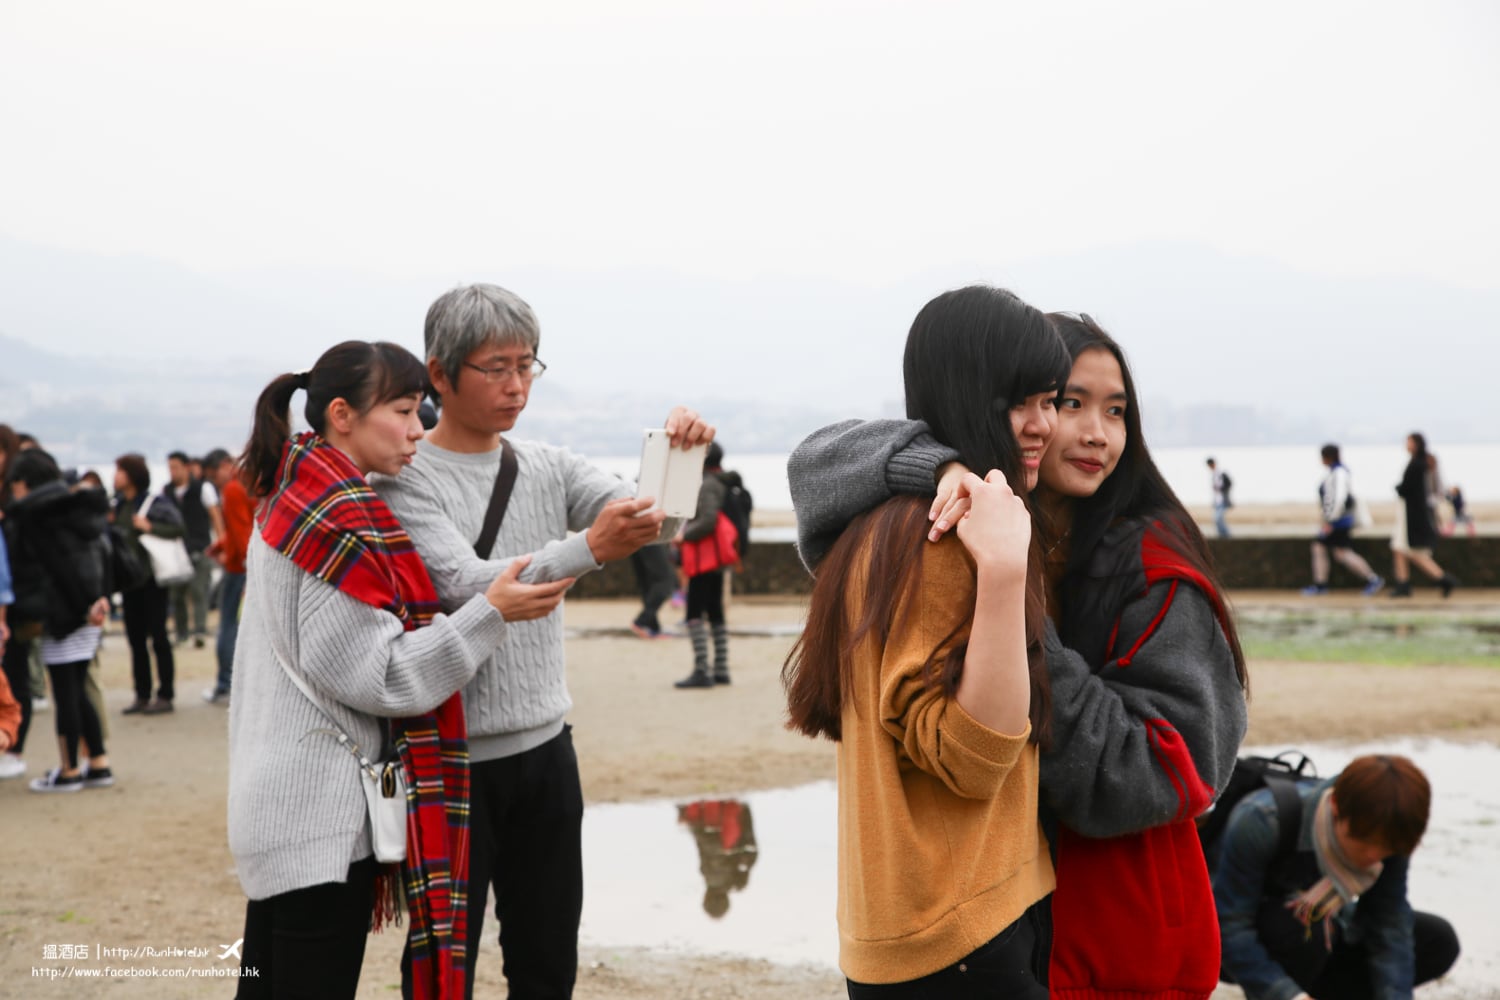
375, 282, 714, 999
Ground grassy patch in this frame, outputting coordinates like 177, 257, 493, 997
1236, 612, 1500, 667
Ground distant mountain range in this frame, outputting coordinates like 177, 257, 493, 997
3, 233, 1497, 465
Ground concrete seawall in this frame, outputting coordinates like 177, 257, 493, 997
568, 535, 1499, 599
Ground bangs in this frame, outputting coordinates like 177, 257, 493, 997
994, 308, 1072, 407
369, 342, 430, 406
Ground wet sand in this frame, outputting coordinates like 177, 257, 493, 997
1, 594, 1497, 998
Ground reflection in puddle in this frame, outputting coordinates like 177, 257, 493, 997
581, 741, 1500, 994
678, 799, 760, 918
580, 782, 835, 966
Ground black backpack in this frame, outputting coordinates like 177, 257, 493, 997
718, 471, 753, 559
1198, 751, 1315, 870
1220, 472, 1233, 508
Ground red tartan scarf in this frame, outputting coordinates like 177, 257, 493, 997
259, 432, 469, 1000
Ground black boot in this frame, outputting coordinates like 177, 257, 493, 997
1388, 581, 1412, 598
1439, 573, 1459, 599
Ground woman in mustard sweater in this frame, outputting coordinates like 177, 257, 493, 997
782, 285, 1066, 998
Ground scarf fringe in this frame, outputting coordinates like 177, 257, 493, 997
372, 864, 407, 933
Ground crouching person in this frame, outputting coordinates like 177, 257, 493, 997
1212, 753, 1459, 999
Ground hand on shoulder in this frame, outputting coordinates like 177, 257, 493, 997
954, 470, 1030, 578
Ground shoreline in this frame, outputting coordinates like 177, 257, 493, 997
750, 499, 1500, 536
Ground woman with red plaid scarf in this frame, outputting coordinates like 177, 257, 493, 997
228, 341, 573, 1000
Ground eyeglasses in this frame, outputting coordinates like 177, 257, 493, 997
462, 358, 547, 383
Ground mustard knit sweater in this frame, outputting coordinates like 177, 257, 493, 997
836, 529, 1054, 984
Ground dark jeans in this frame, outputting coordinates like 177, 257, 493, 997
122, 582, 175, 701
846, 899, 1051, 999
2, 635, 33, 753
45, 660, 105, 769
447, 725, 584, 1000
686, 570, 725, 626
629, 545, 676, 632
214, 571, 245, 693
236, 856, 378, 1000
1261, 908, 1460, 998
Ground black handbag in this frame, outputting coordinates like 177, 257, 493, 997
107, 523, 150, 593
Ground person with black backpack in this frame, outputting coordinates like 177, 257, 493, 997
673, 442, 739, 689
1208, 456, 1232, 538
1211, 754, 1459, 999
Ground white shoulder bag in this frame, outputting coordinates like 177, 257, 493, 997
273, 647, 408, 863
138, 494, 196, 586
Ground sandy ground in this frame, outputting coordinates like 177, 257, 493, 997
2, 592, 1498, 999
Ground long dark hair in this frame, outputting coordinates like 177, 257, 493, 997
0, 423, 19, 506
241, 341, 428, 497
1046, 313, 1248, 690
1408, 431, 1436, 474
784, 286, 1068, 742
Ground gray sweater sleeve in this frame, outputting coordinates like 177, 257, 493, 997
1040, 583, 1247, 838
294, 570, 506, 718
376, 457, 611, 606
786, 419, 962, 570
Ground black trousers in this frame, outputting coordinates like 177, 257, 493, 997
686, 570, 725, 626
846, 899, 1051, 999
236, 856, 378, 1000
122, 582, 174, 701
1260, 908, 1460, 998
45, 660, 105, 769
445, 726, 584, 1000
629, 545, 676, 632
1, 634, 33, 752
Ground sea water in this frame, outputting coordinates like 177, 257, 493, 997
586, 442, 1500, 513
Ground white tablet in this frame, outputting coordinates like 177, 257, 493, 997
636, 428, 707, 519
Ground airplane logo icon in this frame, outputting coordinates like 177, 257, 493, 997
218, 939, 244, 961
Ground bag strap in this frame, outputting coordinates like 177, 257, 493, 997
270, 644, 382, 777
474, 439, 518, 558
1266, 774, 1305, 860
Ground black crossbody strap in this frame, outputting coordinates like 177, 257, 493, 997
474, 439, 518, 558
1267, 775, 1304, 861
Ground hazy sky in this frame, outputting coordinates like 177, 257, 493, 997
3, 1, 1498, 433
5, 0, 1496, 283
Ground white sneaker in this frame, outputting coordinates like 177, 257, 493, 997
0, 753, 26, 779
32, 697, 50, 713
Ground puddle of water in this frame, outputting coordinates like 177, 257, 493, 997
581, 782, 836, 967
581, 740, 1500, 992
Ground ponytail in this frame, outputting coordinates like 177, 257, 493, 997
241, 372, 305, 498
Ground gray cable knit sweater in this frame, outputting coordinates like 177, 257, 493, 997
227, 534, 506, 900
373, 438, 632, 763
